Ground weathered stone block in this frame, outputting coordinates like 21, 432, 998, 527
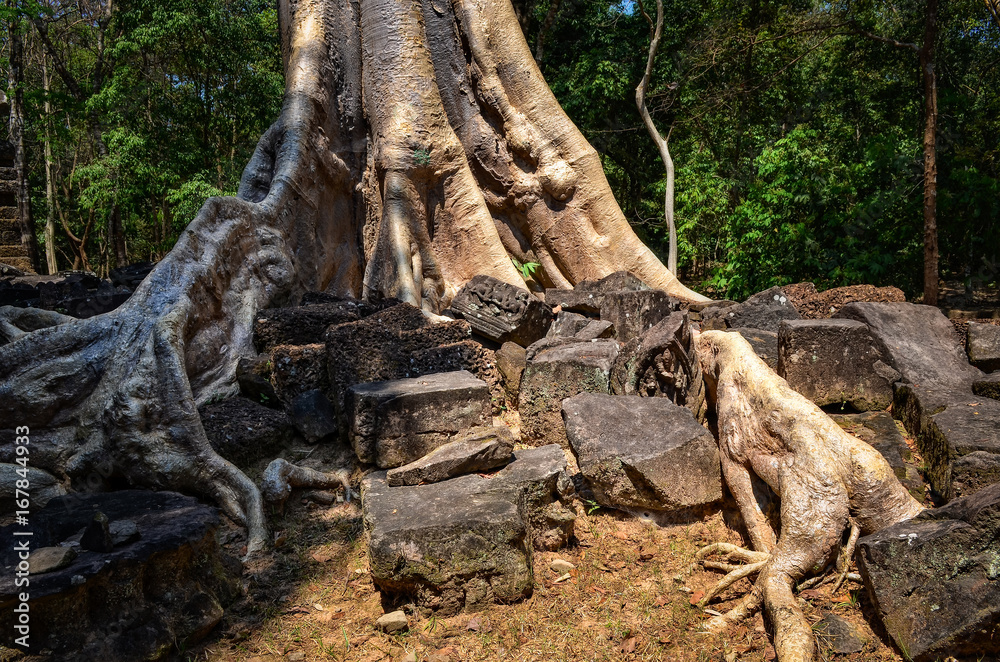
967, 321, 1000, 373
836, 302, 982, 388
386, 427, 515, 486
778, 319, 899, 411
271, 343, 329, 404
235, 354, 278, 405
345, 370, 491, 468
726, 328, 779, 370
610, 312, 705, 419
974, 373, 1000, 401
519, 339, 618, 447
546, 310, 591, 338
894, 384, 1000, 501
703, 287, 800, 332
252, 300, 366, 352
288, 389, 339, 443
545, 270, 650, 315
562, 393, 721, 512
363, 472, 533, 615
599, 290, 679, 341
857, 482, 1000, 662
199, 396, 297, 468
449, 275, 552, 346
0, 491, 239, 660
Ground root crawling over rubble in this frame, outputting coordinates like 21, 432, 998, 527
696, 330, 924, 662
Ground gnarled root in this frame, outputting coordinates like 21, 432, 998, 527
261, 459, 351, 512
696, 330, 925, 662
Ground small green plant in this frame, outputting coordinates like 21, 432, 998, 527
423, 614, 440, 634
511, 257, 542, 281
584, 498, 601, 515
413, 148, 431, 166
259, 394, 270, 404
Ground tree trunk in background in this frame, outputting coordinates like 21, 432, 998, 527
920, 0, 939, 306
43, 56, 59, 275
987, 0, 1000, 28
635, 0, 678, 274
0, 0, 707, 556
7, 5, 41, 273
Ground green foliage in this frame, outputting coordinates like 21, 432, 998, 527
512, 257, 542, 281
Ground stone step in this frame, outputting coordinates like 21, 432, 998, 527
0, 229, 18, 244
0, 212, 18, 226
0, 167, 14, 180
0, 179, 15, 195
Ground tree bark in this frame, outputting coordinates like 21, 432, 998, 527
988, 0, 1000, 28
7, 4, 41, 273
698, 330, 924, 662
43, 55, 59, 275
920, 0, 939, 306
0, 0, 707, 556
635, 0, 678, 275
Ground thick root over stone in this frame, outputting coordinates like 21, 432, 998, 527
697, 330, 924, 662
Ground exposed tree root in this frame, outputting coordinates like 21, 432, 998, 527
696, 330, 925, 662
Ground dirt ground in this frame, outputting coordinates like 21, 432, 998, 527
184, 473, 905, 662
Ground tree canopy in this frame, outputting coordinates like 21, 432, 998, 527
4, 0, 998, 299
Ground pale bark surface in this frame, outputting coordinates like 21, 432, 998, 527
0, 0, 704, 554
698, 330, 924, 662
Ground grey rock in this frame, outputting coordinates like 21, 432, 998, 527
967, 322, 1000, 373
546, 310, 591, 338
199, 396, 298, 469
562, 393, 721, 512
0, 491, 239, 661
610, 312, 706, 420
386, 427, 515, 486
346, 370, 491, 468
836, 302, 982, 388
951, 452, 1000, 501
706, 287, 800, 332
778, 319, 899, 411
109, 519, 141, 546
519, 339, 618, 447
575, 319, 614, 340
375, 610, 409, 633
363, 444, 574, 613
697, 301, 738, 331
894, 383, 1000, 501
973, 373, 1000, 401
599, 290, 679, 342
362, 473, 533, 615
0, 464, 64, 513
28, 546, 77, 574
546, 271, 651, 315
271, 342, 329, 404
814, 612, 867, 655
857, 482, 1000, 662
289, 389, 339, 443
449, 275, 552, 346
726, 328, 779, 370
80, 511, 114, 553
252, 300, 365, 352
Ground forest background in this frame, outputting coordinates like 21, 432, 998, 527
3, 0, 998, 301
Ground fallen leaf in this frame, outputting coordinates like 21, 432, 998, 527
311, 549, 335, 563
654, 595, 669, 607
466, 616, 481, 631
765, 644, 777, 661
621, 636, 637, 654
689, 590, 705, 606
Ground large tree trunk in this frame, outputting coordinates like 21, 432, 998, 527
0, 0, 706, 555
920, 0, 939, 306
7, 4, 41, 273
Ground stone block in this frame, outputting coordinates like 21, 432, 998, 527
546, 310, 591, 338
599, 290, 679, 341
252, 300, 368, 352
449, 275, 552, 346
856, 482, 1000, 662
831, 412, 924, 499
495, 342, 527, 404
973, 373, 1000, 401
235, 354, 278, 405
967, 322, 1000, 373
288, 389, 339, 443
386, 427, 515, 486
545, 270, 650, 315
726, 328, 779, 370
345, 370, 491, 468
703, 286, 800, 332
518, 339, 618, 447
199, 396, 298, 469
777, 319, 899, 411
562, 393, 721, 512
836, 302, 982, 388
271, 343, 329, 404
